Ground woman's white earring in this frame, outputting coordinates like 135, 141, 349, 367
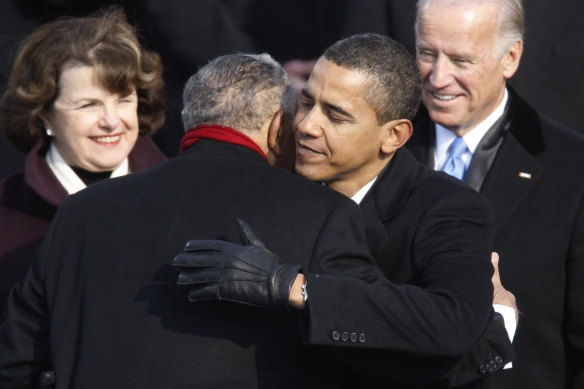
46, 128, 53, 136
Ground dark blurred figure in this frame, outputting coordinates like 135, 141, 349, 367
0, 7, 166, 320
0, 1, 35, 179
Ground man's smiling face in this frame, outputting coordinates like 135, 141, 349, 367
416, 1, 517, 135
293, 57, 389, 197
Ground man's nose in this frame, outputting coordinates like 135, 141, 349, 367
429, 56, 454, 88
295, 108, 323, 138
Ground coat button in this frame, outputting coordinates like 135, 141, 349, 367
350, 332, 358, 342
479, 365, 487, 374
486, 364, 494, 373
331, 331, 341, 341
359, 333, 367, 343
495, 355, 503, 364
341, 332, 349, 342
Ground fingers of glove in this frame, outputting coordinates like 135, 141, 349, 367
177, 266, 268, 285
236, 218, 266, 249
187, 284, 221, 302
172, 251, 270, 275
183, 239, 235, 253
177, 269, 223, 286
172, 252, 234, 269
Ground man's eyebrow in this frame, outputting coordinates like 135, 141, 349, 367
324, 102, 355, 122
301, 87, 356, 122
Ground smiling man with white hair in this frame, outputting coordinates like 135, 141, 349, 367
407, 1, 584, 388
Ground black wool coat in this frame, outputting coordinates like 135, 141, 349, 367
304, 149, 514, 388
408, 87, 584, 389
0, 140, 376, 389
0, 136, 166, 320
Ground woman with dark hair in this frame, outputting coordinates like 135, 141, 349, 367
0, 7, 167, 318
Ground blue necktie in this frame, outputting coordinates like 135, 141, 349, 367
441, 137, 468, 180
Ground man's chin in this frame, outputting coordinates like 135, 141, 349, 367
294, 162, 324, 182
426, 109, 462, 131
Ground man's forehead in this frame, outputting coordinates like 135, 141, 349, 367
418, 1, 500, 36
305, 58, 369, 102
417, 4, 500, 54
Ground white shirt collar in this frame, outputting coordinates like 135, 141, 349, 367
434, 88, 508, 170
351, 176, 378, 205
46, 142, 130, 195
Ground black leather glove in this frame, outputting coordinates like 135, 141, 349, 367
172, 219, 301, 311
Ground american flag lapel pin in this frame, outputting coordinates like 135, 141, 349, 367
518, 171, 532, 179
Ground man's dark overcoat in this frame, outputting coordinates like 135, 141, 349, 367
0, 135, 166, 319
304, 148, 514, 388
407, 88, 584, 389
0, 139, 376, 389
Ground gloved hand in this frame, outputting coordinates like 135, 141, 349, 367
172, 219, 301, 311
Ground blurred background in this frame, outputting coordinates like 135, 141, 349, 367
1, 0, 582, 179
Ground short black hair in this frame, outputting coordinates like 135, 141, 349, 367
324, 33, 421, 124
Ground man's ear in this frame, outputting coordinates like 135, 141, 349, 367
502, 39, 523, 79
267, 109, 296, 171
380, 119, 413, 155
267, 110, 284, 156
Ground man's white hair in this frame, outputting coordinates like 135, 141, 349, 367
415, 0, 524, 58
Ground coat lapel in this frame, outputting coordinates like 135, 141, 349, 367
479, 119, 544, 231
480, 87, 546, 232
359, 150, 420, 257
465, 111, 508, 191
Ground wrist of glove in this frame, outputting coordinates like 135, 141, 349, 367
172, 219, 300, 311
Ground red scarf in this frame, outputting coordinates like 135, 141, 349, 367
179, 124, 267, 160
